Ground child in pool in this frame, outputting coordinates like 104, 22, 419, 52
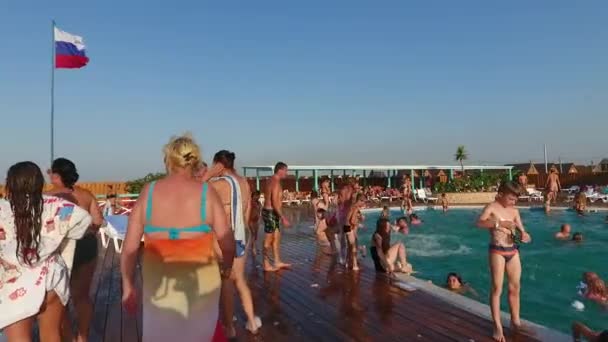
555, 224, 571, 240
392, 217, 409, 234
585, 278, 608, 306
572, 232, 584, 242
445, 272, 479, 298
578, 272, 600, 296
441, 193, 449, 212
476, 181, 532, 342
409, 213, 422, 225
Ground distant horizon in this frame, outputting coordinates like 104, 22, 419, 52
2, 1, 607, 181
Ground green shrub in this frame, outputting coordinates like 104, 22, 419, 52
433, 171, 510, 193
125, 172, 166, 194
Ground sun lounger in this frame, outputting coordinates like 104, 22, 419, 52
416, 189, 432, 203
526, 188, 544, 202
99, 214, 129, 253
589, 193, 608, 203
561, 186, 580, 195
423, 189, 439, 203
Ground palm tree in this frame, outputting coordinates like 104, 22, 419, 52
454, 145, 468, 176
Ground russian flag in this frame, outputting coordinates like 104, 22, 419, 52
54, 27, 89, 69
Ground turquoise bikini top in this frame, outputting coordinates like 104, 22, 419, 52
143, 181, 211, 240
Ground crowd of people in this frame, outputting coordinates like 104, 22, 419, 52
0, 134, 606, 341
0, 134, 283, 341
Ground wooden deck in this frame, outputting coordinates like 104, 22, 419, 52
87, 229, 543, 342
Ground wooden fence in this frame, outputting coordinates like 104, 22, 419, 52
0, 182, 128, 196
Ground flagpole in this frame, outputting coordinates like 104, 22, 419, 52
51, 19, 56, 166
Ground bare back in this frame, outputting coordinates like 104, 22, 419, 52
547, 173, 560, 192
210, 173, 251, 228
347, 206, 361, 228
142, 178, 210, 239
263, 176, 282, 211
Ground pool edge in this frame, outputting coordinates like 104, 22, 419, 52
362, 205, 608, 212
393, 274, 571, 341
359, 207, 571, 340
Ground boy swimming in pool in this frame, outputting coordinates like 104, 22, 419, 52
476, 181, 532, 342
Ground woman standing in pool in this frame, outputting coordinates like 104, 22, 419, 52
476, 181, 531, 342
120, 134, 235, 342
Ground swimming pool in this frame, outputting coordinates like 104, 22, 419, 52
358, 207, 607, 333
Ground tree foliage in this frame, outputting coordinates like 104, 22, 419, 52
454, 145, 468, 174
125, 172, 166, 194
433, 171, 510, 193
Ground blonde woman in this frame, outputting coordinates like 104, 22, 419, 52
120, 134, 235, 342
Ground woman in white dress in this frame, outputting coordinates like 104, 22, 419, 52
0, 161, 92, 341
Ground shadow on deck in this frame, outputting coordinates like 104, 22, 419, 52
87, 230, 543, 342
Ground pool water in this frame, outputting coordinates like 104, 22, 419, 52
358, 208, 608, 333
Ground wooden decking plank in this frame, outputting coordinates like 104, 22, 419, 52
271, 256, 397, 341
89, 239, 109, 308
281, 236, 539, 342
121, 252, 142, 342
271, 241, 380, 341
103, 246, 123, 342
229, 257, 318, 341
244, 268, 348, 341
89, 243, 115, 342
282, 240, 461, 341
87, 226, 548, 342
296, 240, 536, 342
290, 272, 420, 341
279, 246, 454, 342
273, 239, 449, 341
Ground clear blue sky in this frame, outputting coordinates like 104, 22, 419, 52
1, 1, 607, 181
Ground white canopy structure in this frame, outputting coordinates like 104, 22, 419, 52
243, 164, 514, 191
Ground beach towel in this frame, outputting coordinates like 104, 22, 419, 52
213, 176, 247, 250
